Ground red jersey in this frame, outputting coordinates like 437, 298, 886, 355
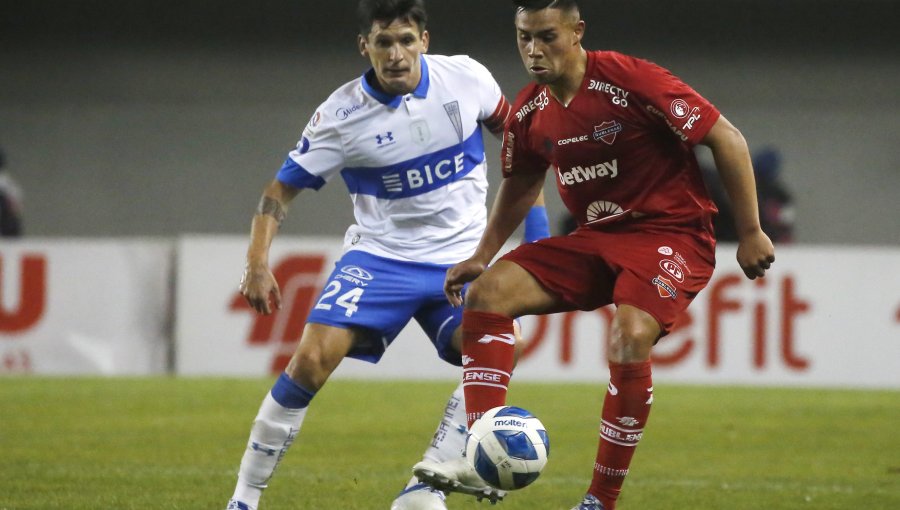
503, 50, 720, 240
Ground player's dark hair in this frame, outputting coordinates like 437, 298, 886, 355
358, 0, 427, 37
512, 0, 579, 12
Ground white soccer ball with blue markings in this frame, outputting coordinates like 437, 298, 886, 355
465, 406, 549, 491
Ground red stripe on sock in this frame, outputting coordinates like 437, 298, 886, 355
461, 310, 515, 427
589, 361, 653, 510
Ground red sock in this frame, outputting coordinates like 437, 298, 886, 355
461, 310, 516, 428
589, 361, 653, 510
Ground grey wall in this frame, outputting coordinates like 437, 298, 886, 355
1, 0, 898, 244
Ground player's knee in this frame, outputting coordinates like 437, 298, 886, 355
286, 348, 331, 390
608, 314, 658, 363
464, 275, 504, 312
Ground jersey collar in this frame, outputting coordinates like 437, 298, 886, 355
361, 55, 430, 109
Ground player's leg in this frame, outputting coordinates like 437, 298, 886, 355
575, 232, 715, 510
395, 264, 494, 507
392, 380, 465, 509
406, 301, 530, 504
228, 323, 359, 510
579, 305, 658, 510
460, 259, 565, 426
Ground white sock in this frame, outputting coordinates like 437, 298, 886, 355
402, 382, 468, 490
231, 392, 308, 508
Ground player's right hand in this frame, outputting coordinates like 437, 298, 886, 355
240, 263, 282, 314
444, 258, 487, 307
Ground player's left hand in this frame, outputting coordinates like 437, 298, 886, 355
736, 229, 775, 280
444, 258, 487, 307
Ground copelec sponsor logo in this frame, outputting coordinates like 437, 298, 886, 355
336, 104, 363, 120
558, 134, 589, 145
658, 246, 673, 256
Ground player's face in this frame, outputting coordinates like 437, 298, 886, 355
359, 19, 429, 96
515, 8, 584, 85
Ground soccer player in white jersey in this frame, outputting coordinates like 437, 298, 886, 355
225, 1, 550, 509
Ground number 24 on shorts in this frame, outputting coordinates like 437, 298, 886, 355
314, 280, 364, 317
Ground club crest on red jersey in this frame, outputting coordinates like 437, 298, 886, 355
652, 275, 677, 299
594, 121, 622, 145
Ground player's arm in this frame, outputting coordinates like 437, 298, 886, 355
483, 96, 513, 141
701, 115, 775, 279
445, 170, 545, 306
481, 94, 549, 243
240, 179, 302, 314
523, 188, 550, 243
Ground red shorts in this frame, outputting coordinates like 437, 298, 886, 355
500, 227, 716, 334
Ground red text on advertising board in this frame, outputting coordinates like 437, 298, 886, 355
230, 255, 326, 374
519, 272, 812, 371
0, 254, 47, 334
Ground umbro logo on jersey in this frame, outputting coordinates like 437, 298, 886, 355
476, 333, 516, 345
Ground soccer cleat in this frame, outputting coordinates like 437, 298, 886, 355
390, 483, 448, 510
226, 499, 252, 510
413, 458, 507, 505
570, 493, 606, 510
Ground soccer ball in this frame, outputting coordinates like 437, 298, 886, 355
465, 406, 549, 491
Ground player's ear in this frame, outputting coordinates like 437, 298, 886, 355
573, 20, 585, 45
358, 34, 369, 57
421, 29, 430, 53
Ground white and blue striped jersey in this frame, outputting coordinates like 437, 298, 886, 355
276, 54, 511, 265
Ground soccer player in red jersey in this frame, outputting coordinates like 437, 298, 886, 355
434, 1, 776, 509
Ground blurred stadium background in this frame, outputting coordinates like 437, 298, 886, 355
1, 0, 898, 242
1, 1, 899, 508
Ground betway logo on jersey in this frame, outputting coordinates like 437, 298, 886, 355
557, 159, 618, 186
515, 89, 550, 122
381, 151, 465, 193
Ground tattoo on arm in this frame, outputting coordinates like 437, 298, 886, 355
257, 196, 287, 226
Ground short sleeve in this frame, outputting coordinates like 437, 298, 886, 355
275, 106, 346, 190
461, 56, 505, 123
501, 120, 548, 178
622, 56, 720, 145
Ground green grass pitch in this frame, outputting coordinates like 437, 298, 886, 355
1, 378, 898, 509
